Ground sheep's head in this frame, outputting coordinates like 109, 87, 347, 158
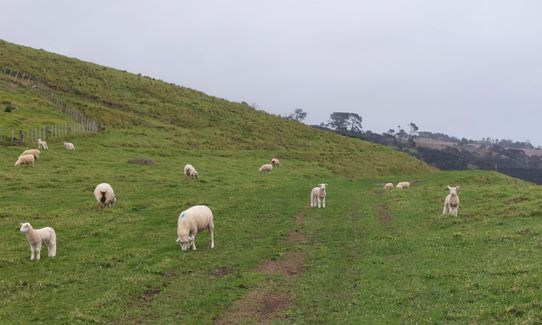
447, 186, 459, 196
177, 235, 194, 251
111, 196, 117, 207
319, 183, 328, 189
14, 159, 21, 166
19, 222, 32, 233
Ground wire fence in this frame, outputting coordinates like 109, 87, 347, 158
0, 67, 99, 146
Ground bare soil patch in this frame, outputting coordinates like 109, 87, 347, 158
378, 204, 392, 225
215, 206, 309, 324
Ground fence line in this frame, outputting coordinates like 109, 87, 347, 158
0, 122, 96, 146
0, 67, 99, 146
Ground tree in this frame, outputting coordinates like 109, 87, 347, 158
327, 112, 362, 133
408, 122, 419, 137
286, 108, 307, 122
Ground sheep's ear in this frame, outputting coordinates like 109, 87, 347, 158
175, 237, 180, 243
456, 186, 460, 191
447, 185, 452, 190
189, 236, 194, 241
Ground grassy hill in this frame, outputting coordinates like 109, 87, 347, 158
1, 40, 541, 323
0, 39, 431, 178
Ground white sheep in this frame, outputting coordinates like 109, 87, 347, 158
184, 164, 199, 179
443, 186, 460, 216
20, 149, 40, 160
94, 183, 117, 208
176, 205, 215, 251
64, 142, 75, 151
19, 222, 56, 261
396, 181, 411, 189
310, 183, 327, 208
15, 154, 35, 168
271, 158, 281, 167
37, 138, 48, 150
384, 183, 394, 190
259, 163, 273, 174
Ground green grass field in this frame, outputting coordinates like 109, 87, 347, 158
1, 39, 542, 324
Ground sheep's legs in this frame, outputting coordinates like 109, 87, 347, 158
210, 228, 215, 249
322, 197, 326, 208
443, 204, 448, 215
30, 245, 35, 260
192, 237, 197, 251
48, 242, 57, 257
35, 243, 42, 260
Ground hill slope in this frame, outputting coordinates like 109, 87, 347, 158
8, 41, 542, 324
0, 39, 431, 177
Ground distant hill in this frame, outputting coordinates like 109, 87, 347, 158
0, 39, 432, 178
317, 126, 542, 183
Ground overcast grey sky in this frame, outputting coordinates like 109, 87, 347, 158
2, 1, 542, 144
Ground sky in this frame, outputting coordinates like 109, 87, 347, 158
2, 1, 542, 144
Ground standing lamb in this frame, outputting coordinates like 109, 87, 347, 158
184, 164, 199, 179
396, 181, 411, 189
271, 158, 281, 167
37, 138, 48, 150
20, 149, 40, 160
176, 205, 215, 251
443, 186, 460, 216
259, 163, 273, 174
19, 222, 56, 261
15, 154, 35, 168
310, 183, 328, 208
94, 183, 117, 208
384, 183, 394, 190
64, 142, 75, 151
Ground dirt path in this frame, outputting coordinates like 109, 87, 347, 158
215, 206, 310, 325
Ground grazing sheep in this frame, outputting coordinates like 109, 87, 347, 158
37, 138, 48, 150
396, 181, 411, 189
176, 205, 215, 251
310, 183, 328, 208
443, 186, 460, 216
15, 154, 35, 168
19, 222, 56, 261
94, 183, 117, 208
259, 163, 273, 174
20, 149, 40, 160
271, 158, 281, 167
64, 142, 75, 151
384, 183, 394, 190
184, 164, 199, 179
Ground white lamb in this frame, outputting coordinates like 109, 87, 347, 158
443, 186, 460, 216
384, 183, 394, 190
94, 183, 117, 208
310, 183, 327, 208
184, 164, 199, 179
176, 205, 215, 251
259, 163, 273, 174
396, 181, 410, 189
19, 222, 56, 261
37, 138, 48, 150
271, 158, 281, 167
15, 154, 35, 168
64, 142, 75, 151
20, 149, 40, 160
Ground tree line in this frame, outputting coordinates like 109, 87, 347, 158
283, 108, 542, 184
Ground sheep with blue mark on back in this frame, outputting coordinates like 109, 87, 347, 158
176, 205, 215, 251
